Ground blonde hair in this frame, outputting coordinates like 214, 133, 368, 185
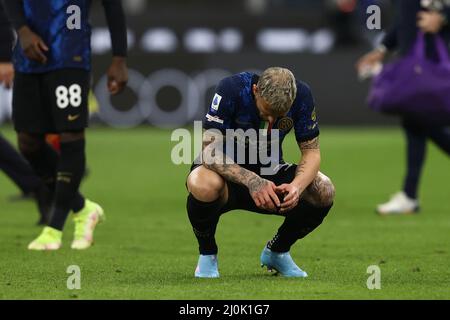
257, 67, 297, 115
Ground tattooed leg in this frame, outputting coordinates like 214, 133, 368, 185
301, 172, 335, 207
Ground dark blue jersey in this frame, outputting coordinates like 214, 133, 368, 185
203, 72, 319, 172
13, 0, 92, 73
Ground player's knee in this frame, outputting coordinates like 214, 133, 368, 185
17, 132, 45, 157
60, 131, 85, 143
317, 173, 335, 207
309, 172, 335, 207
187, 167, 225, 202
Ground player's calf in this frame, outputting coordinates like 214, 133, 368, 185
186, 166, 227, 257
17, 131, 59, 189
267, 173, 335, 254
48, 131, 86, 231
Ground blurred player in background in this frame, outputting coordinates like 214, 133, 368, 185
0, 1, 13, 89
186, 67, 335, 278
356, 0, 450, 215
0, 1, 50, 224
3, 0, 128, 250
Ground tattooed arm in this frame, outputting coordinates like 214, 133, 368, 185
201, 130, 281, 211
276, 137, 321, 213
293, 137, 321, 191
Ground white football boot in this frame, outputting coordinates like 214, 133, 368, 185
376, 191, 419, 215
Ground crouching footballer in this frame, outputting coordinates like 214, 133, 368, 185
186, 67, 335, 278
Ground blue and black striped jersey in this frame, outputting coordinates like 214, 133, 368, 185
13, 0, 92, 73
203, 72, 320, 170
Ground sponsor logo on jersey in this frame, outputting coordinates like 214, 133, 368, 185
211, 93, 222, 111
205, 113, 224, 124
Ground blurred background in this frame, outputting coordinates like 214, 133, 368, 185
0, 0, 394, 128
2, 1, 450, 300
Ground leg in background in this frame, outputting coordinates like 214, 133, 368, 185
402, 123, 427, 200
427, 126, 450, 155
0, 134, 41, 196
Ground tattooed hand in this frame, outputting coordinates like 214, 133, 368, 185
275, 183, 302, 213
248, 176, 280, 212
202, 129, 281, 212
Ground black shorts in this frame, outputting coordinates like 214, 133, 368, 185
188, 163, 297, 216
12, 69, 90, 133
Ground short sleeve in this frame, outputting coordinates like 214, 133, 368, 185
203, 77, 236, 133
293, 82, 320, 142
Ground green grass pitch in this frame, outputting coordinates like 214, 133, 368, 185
0, 126, 449, 300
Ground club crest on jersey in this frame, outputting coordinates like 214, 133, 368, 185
211, 93, 222, 111
277, 117, 294, 132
